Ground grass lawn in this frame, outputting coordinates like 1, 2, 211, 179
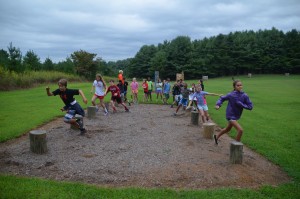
0, 75, 300, 198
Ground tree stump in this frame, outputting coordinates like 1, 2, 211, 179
29, 130, 47, 154
191, 111, 199, 125
203, 122, 215, 139
230, 141, 243, 164
87, 106, 96, 118
70, 114, 83, 130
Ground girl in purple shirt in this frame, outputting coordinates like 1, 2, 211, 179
214, 80, 253, 144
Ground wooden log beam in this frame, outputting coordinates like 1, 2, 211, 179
191, 111, 199, 125
87, 106, 96, 118
203, 123, 215, 139
29, 130, 47, 154
230, 141, 243, 164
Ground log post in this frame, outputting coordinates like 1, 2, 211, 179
29, 130, 47, 154
230, 141, 243, 164
203, 122, 215, 139
87, 106, 96, 118
191, 111, 199, 125
70, 114, 83, 130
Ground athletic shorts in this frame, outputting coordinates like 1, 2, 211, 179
156, 88, 162, 93
111, 96, 122, 104
132, 89, 138, 94
179, 98, 188, 106
164, 93, 170, 99
197, 104, 208, 111
94, 94, 104, 99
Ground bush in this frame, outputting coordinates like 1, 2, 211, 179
0, 67, 85, 91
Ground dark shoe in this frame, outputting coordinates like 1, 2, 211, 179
80, 128, 86, 135
125, 109, 130, 112
214, 135, 218, 145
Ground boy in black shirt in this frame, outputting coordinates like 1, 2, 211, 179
46, 79, 88, 135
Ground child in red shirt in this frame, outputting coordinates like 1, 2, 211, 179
142, 79, 148, 102
106, 79, 129, 113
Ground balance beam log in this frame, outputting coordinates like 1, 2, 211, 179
230, 141, 243, 164
203, 123, 215, 139
191, 111, 199, 125
87, 106, 96, 118
29, 130, 47, 154
70, 114, 83, 130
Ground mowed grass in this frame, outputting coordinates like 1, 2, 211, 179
0, 75, 300, 198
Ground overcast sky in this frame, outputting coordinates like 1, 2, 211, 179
0, 0, 299, 63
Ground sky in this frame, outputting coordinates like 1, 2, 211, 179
0, 0, 299, 63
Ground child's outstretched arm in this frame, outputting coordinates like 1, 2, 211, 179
46, 87, 53, 96
79, 90, 88, 104
207, 92, 223, 97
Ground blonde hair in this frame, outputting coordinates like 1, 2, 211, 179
119, 70, 123, 73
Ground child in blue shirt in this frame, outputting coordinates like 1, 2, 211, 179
187, 85, 222, 123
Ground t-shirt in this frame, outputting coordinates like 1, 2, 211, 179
181, 88, 190, 99
163, 82, 171, 94
142, 82, 148, 92
190, 91, 209, 105
52, 88, 79, 106
106, 85, 120, 97
93, 80, 105, 96
130, 82, 139, 90
147, 81, 153, 90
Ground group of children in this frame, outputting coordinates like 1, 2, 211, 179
46, 73, 253, 144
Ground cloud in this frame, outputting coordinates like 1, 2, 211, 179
0, 0, 299, 62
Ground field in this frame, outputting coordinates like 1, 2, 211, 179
0, 75, 300, 198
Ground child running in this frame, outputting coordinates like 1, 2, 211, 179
46, 79, 87, 135
174, 83, 189, 115
91, 74, 108, 115
187, 85, 222, 123
214, 80, 253, 144
106, 79, 129, 113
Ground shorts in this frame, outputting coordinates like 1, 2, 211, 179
132, 89, 138, 94
148, 90, 152, 95
174, 95, 181, 102
111, 96, 122, 104
63, 103, 85, 117
144, 91, 148, 94
179, 98, 188, 106
197, 104, 208, 111
156, 88, 162, 93
164, 93, 170, 99
94, 94, 104, 99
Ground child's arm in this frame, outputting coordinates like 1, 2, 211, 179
91, 85, 95, 94
215, 93, 230, 109
207, 92, 223, 97
46, 87, 53, 96
79, 90, 88, 104
237, 95, 253, 110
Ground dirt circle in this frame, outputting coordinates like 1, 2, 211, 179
0, 104, 290, 189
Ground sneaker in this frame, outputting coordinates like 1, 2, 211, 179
170, 105, 173, 108
80, 128, 86, 135
173, 113, 177, 116
125, 109, 130, 112
213, 135, 218, 145
104, 111, 108, 116
95, 106, 99, 112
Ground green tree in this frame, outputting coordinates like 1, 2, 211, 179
7, 42, 23, 72
71, 50, 98, 79
43, 57, 54, 71
23, 50, 42, 71
0, 49, 9, 69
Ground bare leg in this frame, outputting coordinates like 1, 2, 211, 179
216, 122, 233, 140
231, 120, 243, 141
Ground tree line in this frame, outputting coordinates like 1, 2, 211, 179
1, 27, 299, 80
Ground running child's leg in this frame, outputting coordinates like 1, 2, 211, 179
231, 120, 243, 141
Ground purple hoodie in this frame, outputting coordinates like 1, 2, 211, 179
216, 90, 253, 120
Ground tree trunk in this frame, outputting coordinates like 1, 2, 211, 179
230, 141, 243, 164
203, 123, 215, 139
191, 111, 199, 125
29, 130, 47, 154
87, 106, 96, 118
